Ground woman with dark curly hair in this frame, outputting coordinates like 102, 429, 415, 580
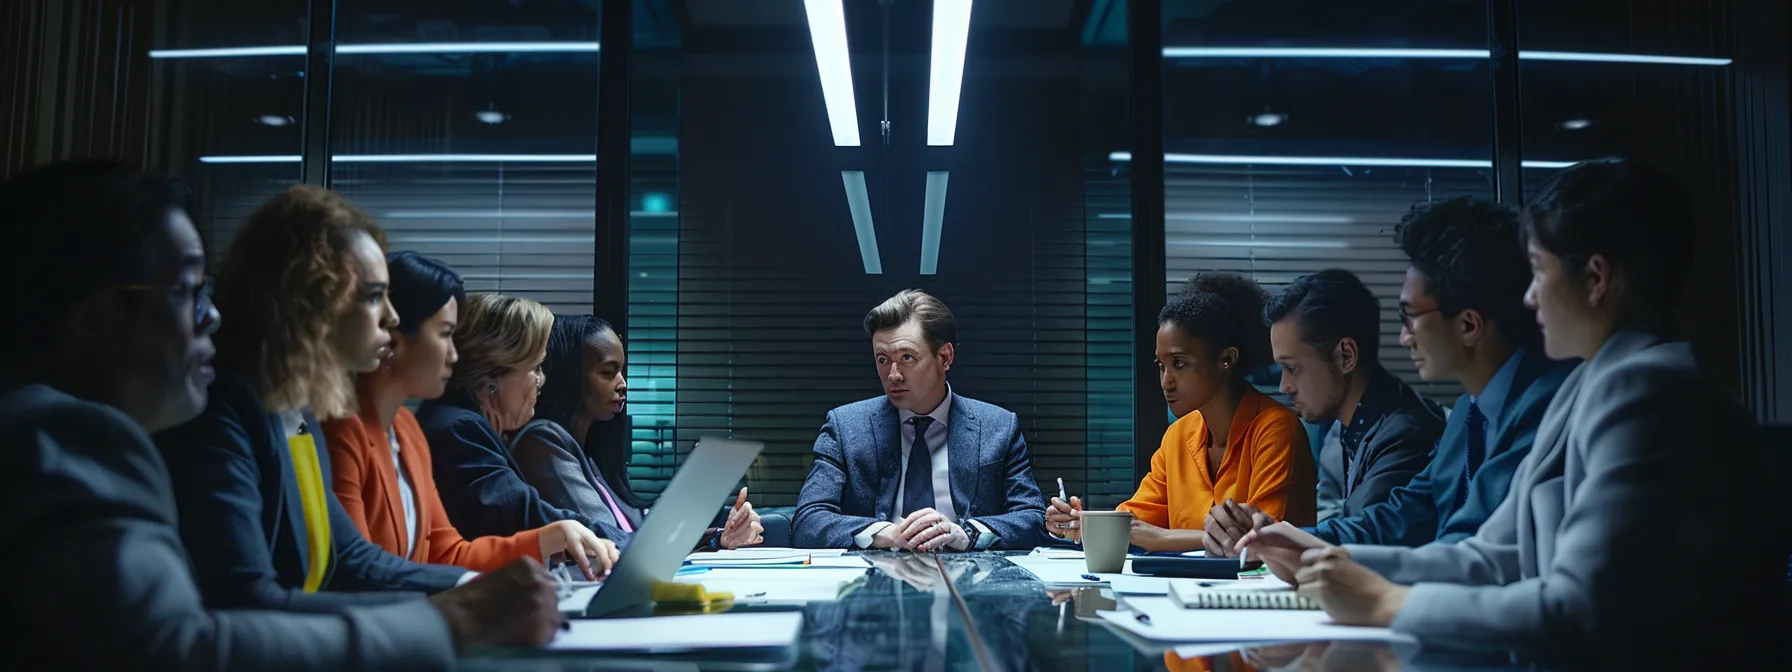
155, 185, 488, 612
1045, 272, 1311, 553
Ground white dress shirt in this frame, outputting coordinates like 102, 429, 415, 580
854, 386, 997, 549
387, 428, 420, 559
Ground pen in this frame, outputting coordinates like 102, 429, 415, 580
1239, 545, 1248, 572
1080, 573, 1101, 581
1134, 612, 1152, 626
1057, 477, 1067, 502
742, 592, 767, 598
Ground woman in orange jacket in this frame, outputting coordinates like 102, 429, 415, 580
1046, 272, 1314, 553
320, 252, 618, 579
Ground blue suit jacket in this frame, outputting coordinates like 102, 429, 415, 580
792, 393, 1048, 549
154, 372, 464, 611
414, 392, 620, 543
1309, 346, 1578, 546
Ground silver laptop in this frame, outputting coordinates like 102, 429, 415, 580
575, 437, 764, 617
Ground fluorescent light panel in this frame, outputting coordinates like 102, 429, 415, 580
1108, 151, 1576, 169
1164, 47, 1487, 59
151, 42, 600, 58
198, 154, 596, 164
1518, 51, 1731, 66
841, 171, 883, 274
1162, 47, 1731, 65
927, 0, 973, 146
337, 42, 599, 54
803, 0, 862, 146
920, 172, 950, 274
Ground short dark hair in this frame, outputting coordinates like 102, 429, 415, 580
537, 314, 617, 431
0, 160, 191, 355
1160, 272, 1272, 384
386, 251, 466, 337
1394, 197, 1538, 345
1520, 157, 1694, 318
1264, 268, 1383, 366
863, 289, 957, 351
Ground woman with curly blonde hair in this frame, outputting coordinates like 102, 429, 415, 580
156, 185, 483, 611
417, 293, 622, 544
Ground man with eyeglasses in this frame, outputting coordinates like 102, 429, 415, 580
1206, 198, 1578, 555
0, 161, 562, 669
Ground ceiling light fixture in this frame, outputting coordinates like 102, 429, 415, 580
841, 171, 882, 274
1160, 47, 1732, 66
256, 114, 294, 126
1248, 112, 1287, 127
920, 172, 950, 274
475, 110, 510, 125
803, 1, 862, 146
1558, 118, 1593, 131
1107, 151, 1575, 169
926, 0, 973, 146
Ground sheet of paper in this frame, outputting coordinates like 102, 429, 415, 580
675, 577, 852, 605
683, 549, 869, 568
1171, 642, 1273, 659
1008, 555, 1170, 593
677, 567, 869, 584
548, 612, 805, 651
1096, 597, 1417, 644
1033, 549, 1161, 561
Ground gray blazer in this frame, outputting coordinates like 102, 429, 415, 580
0, 384, 455, 670
1347, 329, 1783, 659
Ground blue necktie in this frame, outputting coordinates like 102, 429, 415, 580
1457, 401, 1487, 512
902, 416, 936, 517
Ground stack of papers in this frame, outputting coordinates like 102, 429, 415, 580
685, 548, 871, 569
548, 612, 805, 652
1097, 596, 1415, 645
1031, 548, 1205, 560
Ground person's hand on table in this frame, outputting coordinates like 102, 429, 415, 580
1046, 496, 1082, 543
719, 487, 764, 549
1202, 498, 1261, 557
536, 520, 617, 580
427, 556, 563, 649
1127, 518, 1174, 551
893, 507, 970, 552
1294, 547, 1410, 627
1235, 521, 1329, 585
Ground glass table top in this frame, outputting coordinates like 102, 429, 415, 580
461, 551, 1554, 671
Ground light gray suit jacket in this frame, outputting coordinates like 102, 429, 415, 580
1347, 329, 1783, 659
0, 383, 456, 670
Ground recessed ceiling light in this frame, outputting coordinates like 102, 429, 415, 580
1558, 118, 1593, 131
1248, 112, 1287, 127
256, 114, 294, 126
475, 110, 509, 125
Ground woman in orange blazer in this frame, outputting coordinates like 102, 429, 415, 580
321, 252, 617, 579
1046, 273, 1314, 553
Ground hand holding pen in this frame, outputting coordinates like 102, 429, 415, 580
1046, 477, 1084, 542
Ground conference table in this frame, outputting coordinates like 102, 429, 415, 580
462, 551, 1545, 671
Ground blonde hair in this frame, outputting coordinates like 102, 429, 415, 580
449, 293, 554, 396
213, 184, 385, 417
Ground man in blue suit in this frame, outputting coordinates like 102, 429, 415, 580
1209, 197, 1576, 549
794, 290, 1048, 551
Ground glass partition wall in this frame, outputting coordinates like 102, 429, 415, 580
93, 0, 1745, 501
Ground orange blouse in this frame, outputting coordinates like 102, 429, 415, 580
321, 407, 542, 571
1119, 388, 1312, 529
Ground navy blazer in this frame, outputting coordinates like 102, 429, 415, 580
154, 372, 464, 612
415, 392, 606, 541
1310, 345, 1578, 546
792, 392, 1048, 549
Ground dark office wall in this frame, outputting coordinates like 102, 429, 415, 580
662, 42, 1133, 507
0, 0, 157, 176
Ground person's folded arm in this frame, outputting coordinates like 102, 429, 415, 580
15, 515, 454, 670
793, 411, 881, 548
431, 415, 599, 539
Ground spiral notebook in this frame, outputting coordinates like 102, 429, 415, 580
1166, 578, 1320, 610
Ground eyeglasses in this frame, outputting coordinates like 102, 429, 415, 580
115, 276, 218, 335
1398, 304, 1441, 330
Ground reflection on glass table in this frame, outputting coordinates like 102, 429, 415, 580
463, 552, 1594, 672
